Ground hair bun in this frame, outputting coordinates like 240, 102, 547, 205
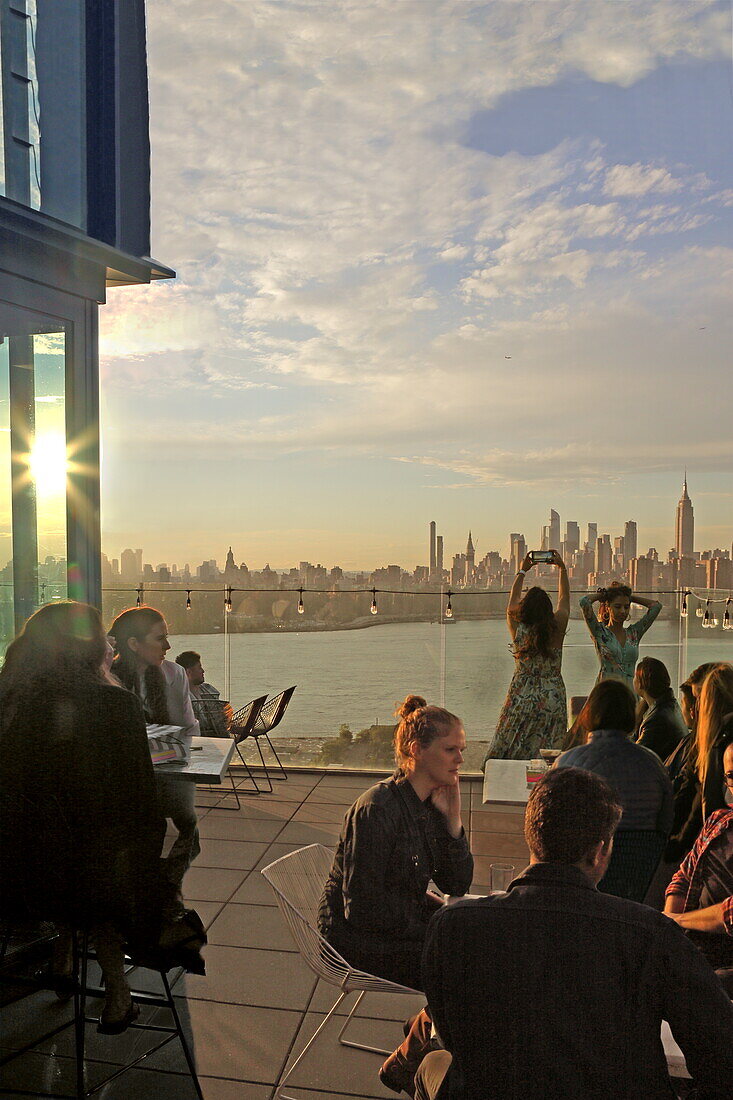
396, 694, 427, 719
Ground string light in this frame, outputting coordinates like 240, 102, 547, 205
136, 586, 142, 608
445, 590, 453, 619
186, 589, 192, 611
225, 586, 232, 613
702, 598, 711, 628
370, 587, 378, 615
297, 587, 304, 615
724, 598, 731, 631
680, 591, 688, 618
696, 605, 704, 618
40, 582, 46, 604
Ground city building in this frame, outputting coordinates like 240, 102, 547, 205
436, 534, 444, 578
429, 520, 436, 576
509, 532, 526, 573
675, 474, 695, 559
0, 0, 172, 647
624, 520, 638, 564
541, 508, 560, 552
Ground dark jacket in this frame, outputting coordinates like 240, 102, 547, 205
318, 774, 473, 989
557, 729, 674, 834
664, 737, 702, 863
0, 682, 165, 938
423, 863, 733, 1100
636, 689, 688, 762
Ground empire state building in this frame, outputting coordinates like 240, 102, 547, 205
675, 475, 694, 558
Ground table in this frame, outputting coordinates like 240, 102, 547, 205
154, 735, 235, 784
482, 758, 535, 807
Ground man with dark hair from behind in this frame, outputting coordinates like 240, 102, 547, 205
635, 656, 689, 761
416, 768, 733, 1100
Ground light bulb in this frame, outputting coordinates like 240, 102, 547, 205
225, 587, 232, 613
136, 588, 142, 608
703, 601, 711, 628
445, 591, 453, 619
297, 588, 304, 614
696, 606, 704, 618
370, 589, 378, 615
680, 592, 688, 618
186, 590, 192, 610
724, 610, 731, 630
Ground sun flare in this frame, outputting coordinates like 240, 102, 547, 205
30, 432, 68, 497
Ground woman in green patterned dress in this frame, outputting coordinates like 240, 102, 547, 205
485, 550, 570, 762
579, 582, 662, 688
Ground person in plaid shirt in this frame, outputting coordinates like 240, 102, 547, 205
664, 735, 733, 982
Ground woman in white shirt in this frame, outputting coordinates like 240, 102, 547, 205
110, 607, 200, 908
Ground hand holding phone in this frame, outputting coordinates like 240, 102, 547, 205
529, 550, 555, 565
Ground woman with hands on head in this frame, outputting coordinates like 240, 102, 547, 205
580, 581, 662, 689
485, 549, 569, 762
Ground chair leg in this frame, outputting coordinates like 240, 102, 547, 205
235, 742, 266, 794
337, 990, 392, 1055
74, 929, 89, 1100
251, 738, 274, 794
200, 768, 243, 810
262, 733, 288, 781
275, 989, 350, 1100
161, 970, 205, 1100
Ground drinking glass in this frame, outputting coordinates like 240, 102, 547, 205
490, 863, 515, 894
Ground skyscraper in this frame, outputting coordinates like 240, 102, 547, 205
436, 535, 444, 578
675, 475, 694, 558
429, 521, 436, 576
510, 533, 526, 573
624, 521, 638, 565
564, 521, 580, 556
586, 523, 598, 551
465, 531, 475, 582
542, 509, 560, 552
595, 534, 612, 575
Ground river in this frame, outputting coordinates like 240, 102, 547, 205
169, 616, 730, 741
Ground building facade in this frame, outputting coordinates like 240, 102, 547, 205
0, 0, 172, 648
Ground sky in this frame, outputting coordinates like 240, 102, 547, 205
98, 0, 733, 570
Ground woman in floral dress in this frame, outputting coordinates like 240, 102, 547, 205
485, 550, 569, 762
579, 583, 662, 688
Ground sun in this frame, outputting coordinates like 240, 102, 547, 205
30, 432, 68, 497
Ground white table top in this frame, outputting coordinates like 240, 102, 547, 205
482, 759, 537, 806
154, 735, 235, 784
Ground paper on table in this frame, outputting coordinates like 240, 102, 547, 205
146, 723, 186, 739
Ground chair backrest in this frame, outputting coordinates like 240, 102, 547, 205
231, 695, 268, 745
255, 685, 296, 735
260, 843, 418, 995
597, 829, 667, 903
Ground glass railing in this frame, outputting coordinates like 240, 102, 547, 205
99, 585, 733, 776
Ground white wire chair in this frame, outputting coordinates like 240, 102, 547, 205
261, 843, 423, 1100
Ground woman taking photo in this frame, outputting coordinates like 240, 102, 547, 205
110, 606, 200, 904
0, 602, 165, 1032
319, 694, 473, 1094
580, 582, 661, 688
486, 549, 569, 761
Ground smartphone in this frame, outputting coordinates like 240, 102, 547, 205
529, 550, 555, 564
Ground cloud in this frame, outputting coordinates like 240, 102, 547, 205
603, 162, 684, 197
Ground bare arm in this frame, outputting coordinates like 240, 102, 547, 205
664, 894, 686, 916
666, 901, 728, 934
551, 550, 569, 633
507, 555, 532, 640
632, 594, 662, 609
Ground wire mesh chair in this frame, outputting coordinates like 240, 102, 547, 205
242, 686, 296, 792
261, 843, 422, 1100
598, 829, 667, 903
194, 694, 267, 808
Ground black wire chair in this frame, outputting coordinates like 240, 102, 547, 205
0, 924, 204, 1099
239, 686, 296, 793
195, 694, 268, 807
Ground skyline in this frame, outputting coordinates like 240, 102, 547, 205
98, 477, 732, 576
96, 2, 733, 565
